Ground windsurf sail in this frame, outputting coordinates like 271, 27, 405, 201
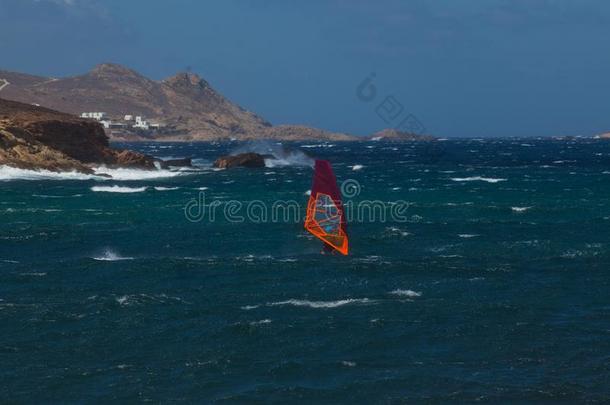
304, 160, 349, 255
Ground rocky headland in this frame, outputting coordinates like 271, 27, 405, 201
0, 98, 157, 173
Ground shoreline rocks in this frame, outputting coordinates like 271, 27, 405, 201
0, 97, 157, 174
213, 153, 266, 169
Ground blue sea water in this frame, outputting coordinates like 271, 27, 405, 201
1, 139, 610, 402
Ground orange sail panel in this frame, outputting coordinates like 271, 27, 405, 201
304, 160, 349, 255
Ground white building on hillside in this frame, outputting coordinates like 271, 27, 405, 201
80, 112, 107, 120
124, 115, 133, 121
133, 116, 150, 130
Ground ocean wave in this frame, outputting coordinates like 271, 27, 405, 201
91, 186, 147, 193
389, 289, 422, 298
32, 194, 83, 198
385, 227, 410, 237
268, 298, 373, 309
92, 166, 188, 180
511, 206, 532, 213
92, 249, 134, 261
351, 164, 364, 171
450, 176, 507, 183
301, 144, 335, 148
250, 319, 272, 326
154, 186, 180, 191
459, 234, 479, 238
115, 293, 187, 306
0, 166, 100, 181
0, 165, 195, 181
265, 156, 312, 168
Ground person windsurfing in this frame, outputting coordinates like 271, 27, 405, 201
304, 160, 349, 255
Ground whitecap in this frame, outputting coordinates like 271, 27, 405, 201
250, 319, 272, 326
114, 293, 186, 306
92, 249, 134, 261
154, 186, 179, 191
0, 164, 196, 182
389, 289, 422, 298
116, 295, 131, 306
91, 186, 147, 193
451, 176, 507, 183
268, 298, 373, 309
351, 165, 364, 171
386, 227, 410, 237
0, 166, 101, 181
511, 206, 532, 213
458, 234, 479, 238
90, 166, 191, 181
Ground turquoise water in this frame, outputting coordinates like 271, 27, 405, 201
2, 139, 610, 402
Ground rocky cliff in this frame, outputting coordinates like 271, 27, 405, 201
0, 98, 155, 172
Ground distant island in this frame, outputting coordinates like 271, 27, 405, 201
0, 63, 435, 142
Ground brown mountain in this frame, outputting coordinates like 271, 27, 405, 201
0, 64, 354, 141
0, 63, 276, 140
0, 63, 433, 142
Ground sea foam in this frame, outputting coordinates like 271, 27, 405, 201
268, 298, 373, 309
92, 167, 187, 180
91, 186, 147, 193
92, 249, 134, 261
0, 165, 194, 181
154, 186, 179, 191
389, 289, 422, 298
451, 176, 507, 183
0, 166, 99, 181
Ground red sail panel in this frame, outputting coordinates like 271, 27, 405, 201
304, 160, 349, 255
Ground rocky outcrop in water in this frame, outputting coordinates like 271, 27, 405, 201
368, 129, 436, 142
0, 98, 156, 173
213, 153, 266, 169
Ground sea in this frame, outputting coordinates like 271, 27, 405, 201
1, 139, 610, 402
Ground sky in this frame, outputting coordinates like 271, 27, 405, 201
1, 0, 609, 137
